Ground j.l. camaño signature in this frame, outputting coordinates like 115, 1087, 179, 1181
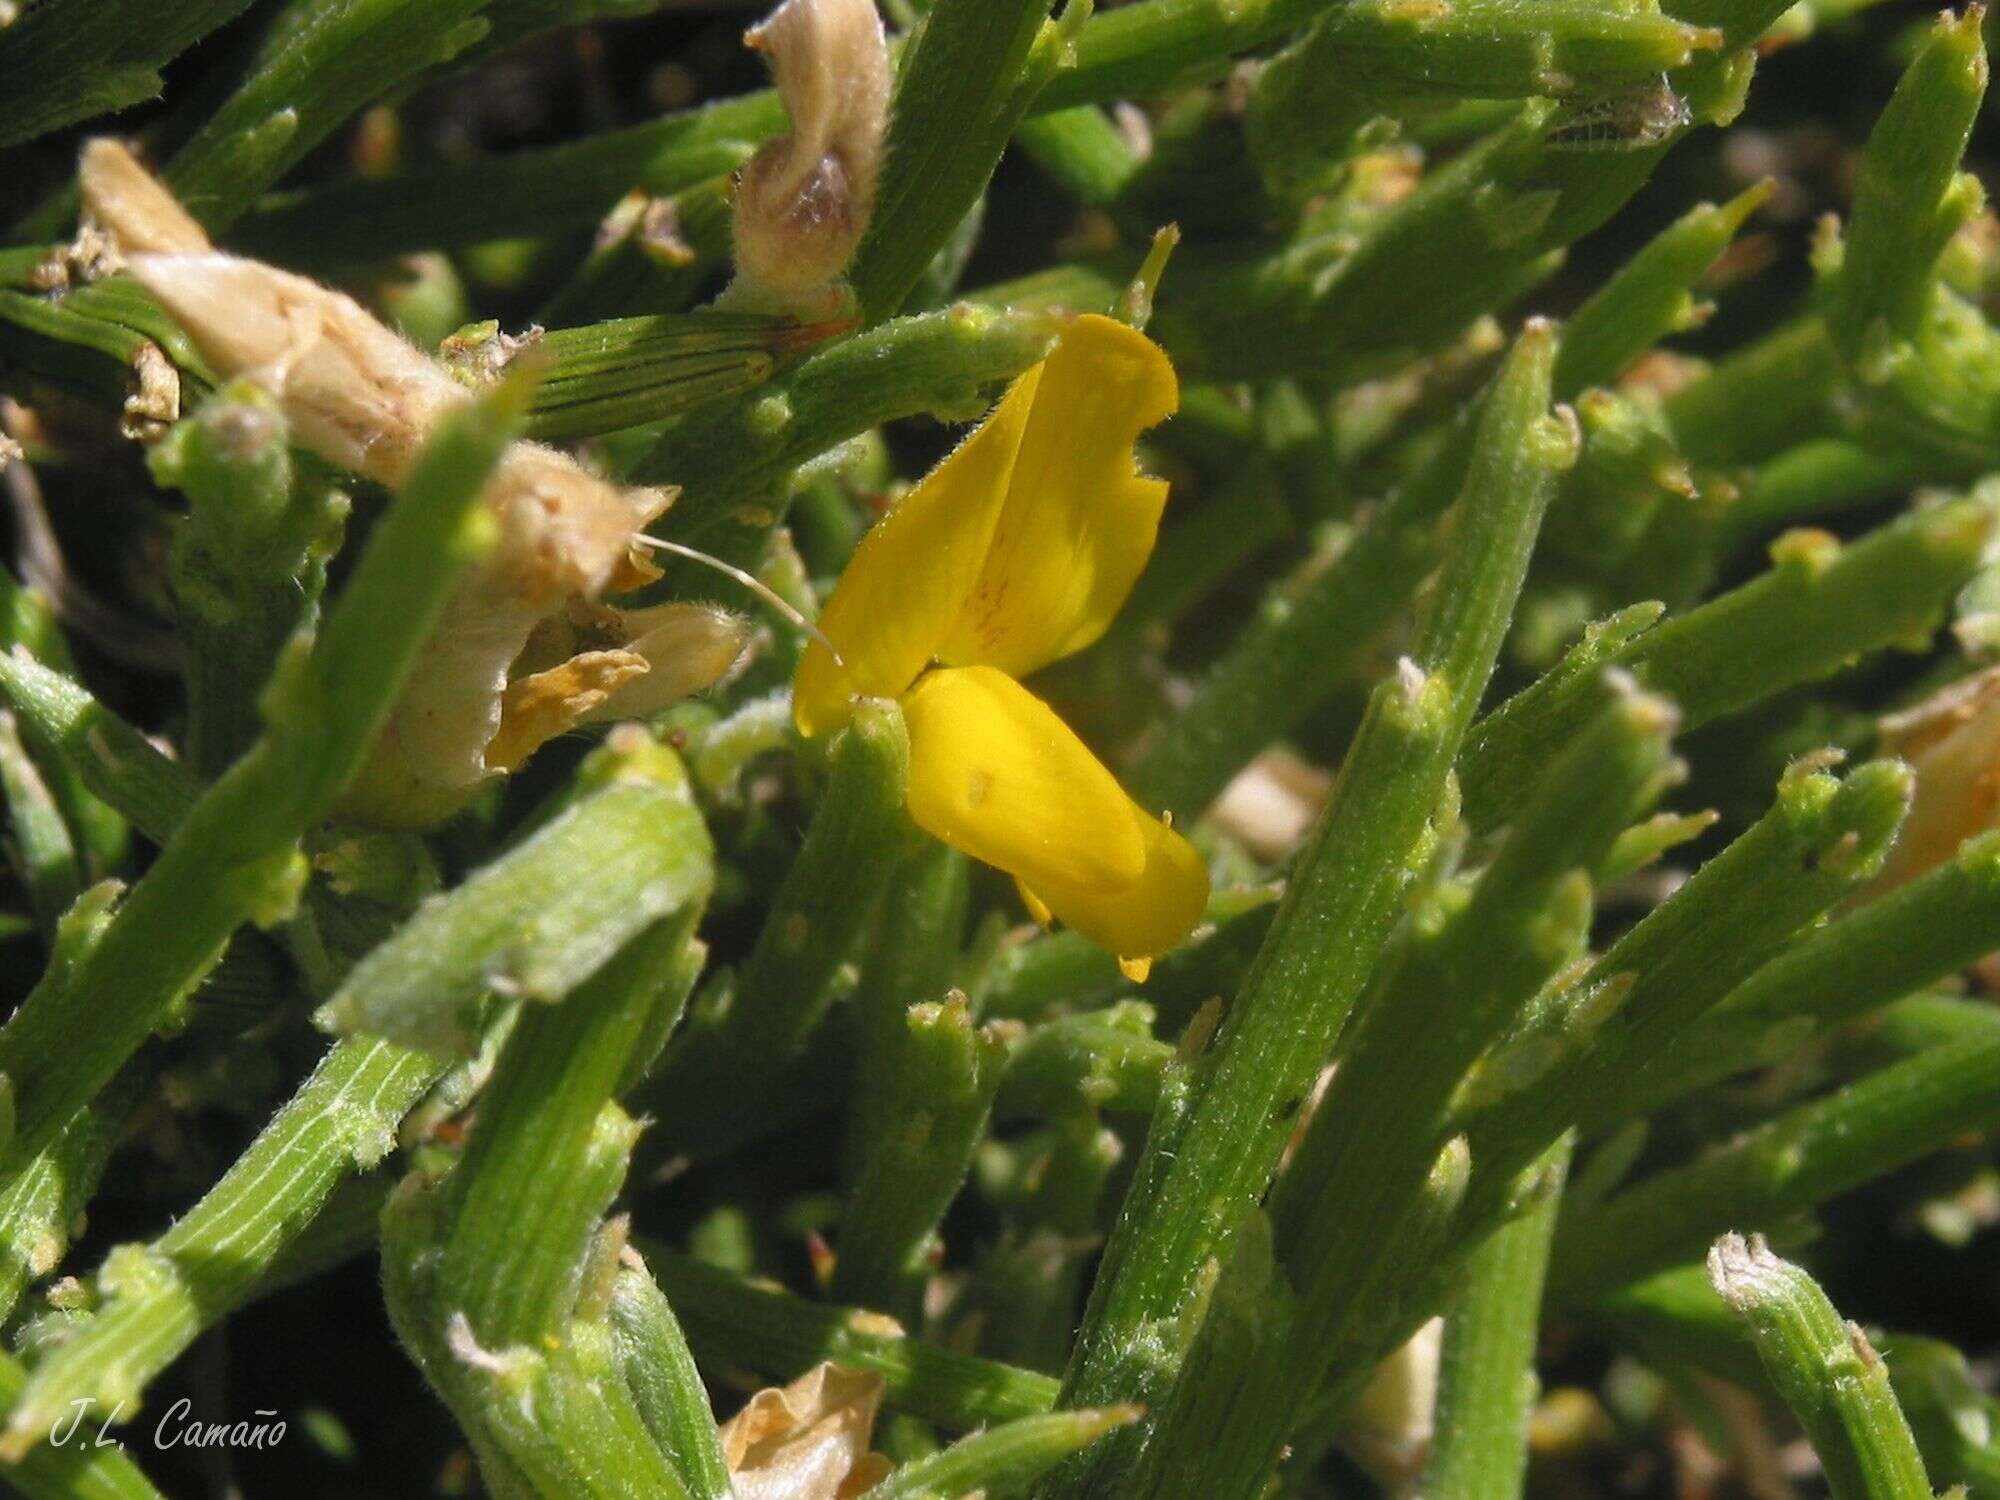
49, 1398, 287, 1451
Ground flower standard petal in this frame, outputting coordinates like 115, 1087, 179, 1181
901, 666, 1147, 891
938, 314, 1178, 678
792, 367, 1042, 736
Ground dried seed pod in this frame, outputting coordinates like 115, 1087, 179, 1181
727, 0, 891, 314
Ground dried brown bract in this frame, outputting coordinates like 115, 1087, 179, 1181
1866, 663, 2000, 894
716, 1362, 892, 1500
726, 0, 891, 315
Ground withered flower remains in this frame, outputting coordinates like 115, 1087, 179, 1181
79, 141, 747, 826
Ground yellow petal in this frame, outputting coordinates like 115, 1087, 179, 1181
938, 314, 1177, 678
1021, 812, 1210, 968
903, 666, 1146, 890
792, 366, 1043, 737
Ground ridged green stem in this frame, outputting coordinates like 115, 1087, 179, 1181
1048, 323, 1565, 1499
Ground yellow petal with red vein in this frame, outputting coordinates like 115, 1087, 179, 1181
937, 313, 1177, 678
792, 366, 1042, 735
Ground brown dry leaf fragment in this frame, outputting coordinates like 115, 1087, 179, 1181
1210, 749, 1333, 861
118, 342, 181, 442
488, 649, 650, 773
28, 225, 124, 293
124, 250, 464, 485
510, 598, 748, 725
1344, 1317, 1443, 1488
608, 536, 666, 593
717, 1362, 892, 1500
1866, 663, 2000, 895
591, 602, 750, 722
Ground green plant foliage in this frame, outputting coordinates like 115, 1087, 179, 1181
1, 1, 1999, 1495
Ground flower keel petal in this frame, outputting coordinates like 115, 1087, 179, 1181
902, 666, 1147, 891
1022, 813, 1210, 969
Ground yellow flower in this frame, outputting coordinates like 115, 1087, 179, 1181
793, 314, 1207, 976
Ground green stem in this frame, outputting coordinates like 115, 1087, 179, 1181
1015, 107, 1142, 206
1148, 684, 1669, 1499
994, 1005, 1171, 1121
833, 995, 1007, 1320
1706, 1234, 1933, 1500
852, 0, 1053, 323
1825, 8, 1987, 356
227, 0, 1355, 259
0, 712, 80, 938
233, 92, 786, 263
1138, 175, 1743, 815
0, 1035, 439, 1458
1552, 1030, 2000, 1301
0, 280, 215, 417
535, 175, 737, 327
642, 1244, 1061, 1430
845, 841, 968, 1186
440, 906, 709, 1349
0, 1350, 166, 1500
1460, 497, 1991, 831
383, 1183, 692, 1500
1049, 323, 1565, 1498
520, 313, 811, 442
0, 368, 517, 1183
1036, 0, 1346, 110
1610, 827, 2000, 1124
163, 0, 492, 233
317, 773, 715, 1058
1555, 180, 1771, 396
861, 1406, 1144, 1500
1462, 755, 1913, 1213
0, 652, 200, 848
1126, 418, 1469, 819
0, 0, 256, 147
1419, 1140, 1572, 1500
1662, 316, 1843, 468
0, 567, 126, 875
645, 703, 909, 1155
151, 380, 340, 779
610, 1262, 734, 1500
0, 1059, 146, 1324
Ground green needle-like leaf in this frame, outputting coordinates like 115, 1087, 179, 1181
1707, 1235, 1933, 1500
0, 366, 514, 1184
